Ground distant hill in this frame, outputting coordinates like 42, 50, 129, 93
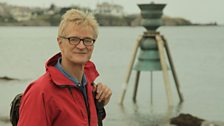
0, 2, 218, 26
129, 14, 192, 26
162, 16, 192, 26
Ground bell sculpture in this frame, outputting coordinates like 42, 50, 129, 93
119, 2, 184, 106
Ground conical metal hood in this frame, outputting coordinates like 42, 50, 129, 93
138, 3, 166, 31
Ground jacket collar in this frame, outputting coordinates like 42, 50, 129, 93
46, 53, 99, 87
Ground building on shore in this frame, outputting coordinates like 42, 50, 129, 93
94, 2, 124, 17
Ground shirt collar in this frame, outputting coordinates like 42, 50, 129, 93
55, 57, 87, 86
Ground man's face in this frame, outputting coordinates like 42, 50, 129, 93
57, 23, 96, 65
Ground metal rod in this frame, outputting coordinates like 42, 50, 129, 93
150, 71, 153, 105
162, 36, 184, 103
133, 71, 141, 103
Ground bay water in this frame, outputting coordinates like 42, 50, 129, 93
0, 26, 224, 126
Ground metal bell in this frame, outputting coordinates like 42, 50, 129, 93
133, 37, 162, 71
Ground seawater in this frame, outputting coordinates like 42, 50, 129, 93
0, 26, 224, 126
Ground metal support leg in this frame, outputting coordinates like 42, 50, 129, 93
162, 36, 184, 103
156, 35, 173, 106
119, 36, 142, 104
133, 71, 141, 103
150, 71, 153, 105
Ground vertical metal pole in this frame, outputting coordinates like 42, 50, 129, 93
119, 36, 142, 104
150, 71, 153, 105
156, 35, 173, 106
133, 71, 141, 103
162, 36, 184, 103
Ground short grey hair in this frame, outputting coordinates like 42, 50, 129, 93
58, 9, 99, 38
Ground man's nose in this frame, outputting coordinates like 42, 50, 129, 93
76, 40, 86, 49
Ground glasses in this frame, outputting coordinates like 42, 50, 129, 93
60, 36, 95, 46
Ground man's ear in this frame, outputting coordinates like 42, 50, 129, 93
57, 37, 63, 51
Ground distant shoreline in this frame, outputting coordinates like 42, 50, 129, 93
0, 23, 221, 27
0, 2, 220, 27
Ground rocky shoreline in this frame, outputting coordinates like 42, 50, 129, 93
0, 76, 19, 81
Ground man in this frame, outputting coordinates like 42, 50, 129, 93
18, 9, 112, 126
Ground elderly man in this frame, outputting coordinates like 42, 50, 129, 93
18, 9, 112, 126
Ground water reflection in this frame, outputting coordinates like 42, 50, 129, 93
117, 102, 183, 126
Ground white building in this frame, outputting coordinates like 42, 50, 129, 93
95, 2, 124, 17
10, 7, 32, 21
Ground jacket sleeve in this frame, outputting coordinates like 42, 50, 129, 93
18, 84, 58, 126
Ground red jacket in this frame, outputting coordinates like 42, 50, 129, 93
18, 53, 102, 126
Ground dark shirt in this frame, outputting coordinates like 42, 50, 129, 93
54, 58, 88, 107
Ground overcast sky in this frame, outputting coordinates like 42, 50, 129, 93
1, 0, 223, 24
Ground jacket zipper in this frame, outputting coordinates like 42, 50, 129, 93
67, 87, 91, 126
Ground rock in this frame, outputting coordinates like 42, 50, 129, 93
170, 113, 204, 126
0, 76, 18, 81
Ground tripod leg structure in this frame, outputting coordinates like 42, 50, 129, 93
150, 71, 153, 105
156, 35, 173, 106
119, 36, 143, 104
162, 36, 184, 103
133, 71, 141, 103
